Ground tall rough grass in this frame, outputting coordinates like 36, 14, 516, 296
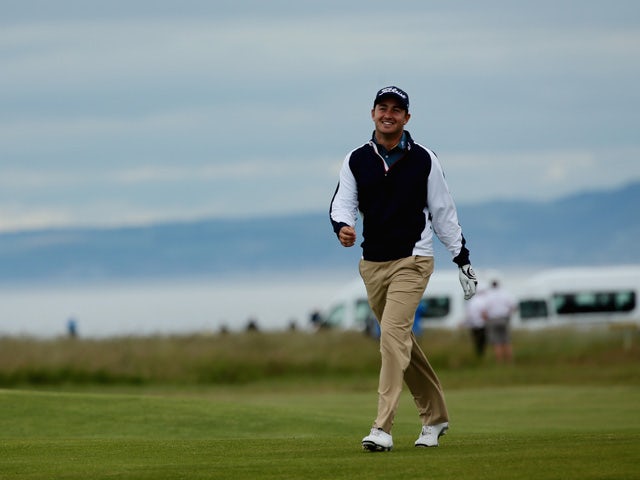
0, 327, 638, 387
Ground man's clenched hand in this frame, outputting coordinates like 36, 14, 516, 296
338, 226, 357, 247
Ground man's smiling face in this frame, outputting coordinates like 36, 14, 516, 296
371, 97, 410, 138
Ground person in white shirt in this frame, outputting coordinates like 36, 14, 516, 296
482, 280, 517, 363
464, 286, 488, 358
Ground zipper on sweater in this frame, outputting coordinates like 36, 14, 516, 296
369, 141, 390, 175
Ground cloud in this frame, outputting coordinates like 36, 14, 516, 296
0, 109, 210, 153
0, 205, 75, 232
4, 14, 638, 92
445, 147, 640, 202
0, 1, 639, 231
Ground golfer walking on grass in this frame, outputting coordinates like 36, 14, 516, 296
330, 86, 477, 451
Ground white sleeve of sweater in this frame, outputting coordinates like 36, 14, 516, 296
330, 152, 359, 228
426, 149, 464, 259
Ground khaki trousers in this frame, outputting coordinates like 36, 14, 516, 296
359, 256, 449, 433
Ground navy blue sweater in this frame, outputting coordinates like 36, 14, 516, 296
330, 131, 470, 267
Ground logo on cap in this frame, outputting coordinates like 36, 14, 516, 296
375, 86, 409, 110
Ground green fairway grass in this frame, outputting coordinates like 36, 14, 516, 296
1, 329, 638, 478
1, 385, 639, 479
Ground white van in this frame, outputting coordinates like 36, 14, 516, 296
513, 265, 640, 329
321, 269, 494, 333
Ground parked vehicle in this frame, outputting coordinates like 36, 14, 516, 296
322, 265, 640, 333
513, 265, 640, 329
321, 269, 498, 333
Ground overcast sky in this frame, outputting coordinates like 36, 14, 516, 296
2, 0, 639, 231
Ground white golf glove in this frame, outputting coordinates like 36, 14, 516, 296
458, 264, 477, 300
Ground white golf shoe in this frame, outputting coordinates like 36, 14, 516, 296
362, 428, 393, 452
414, 422, 449, 447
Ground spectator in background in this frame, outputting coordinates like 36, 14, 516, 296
309, 310, 323, 330
482, 280, 517, 363
67, 317, 78, 338
463, 286, 488, 358
246, 317, 260, 332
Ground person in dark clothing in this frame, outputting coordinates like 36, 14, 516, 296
330, 86, 477, 451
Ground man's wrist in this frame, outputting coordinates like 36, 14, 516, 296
332, 221, 350, 236
452, 248, 470, 267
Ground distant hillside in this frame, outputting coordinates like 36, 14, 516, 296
458, 181, 640, 267
0, 181, 638, 283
